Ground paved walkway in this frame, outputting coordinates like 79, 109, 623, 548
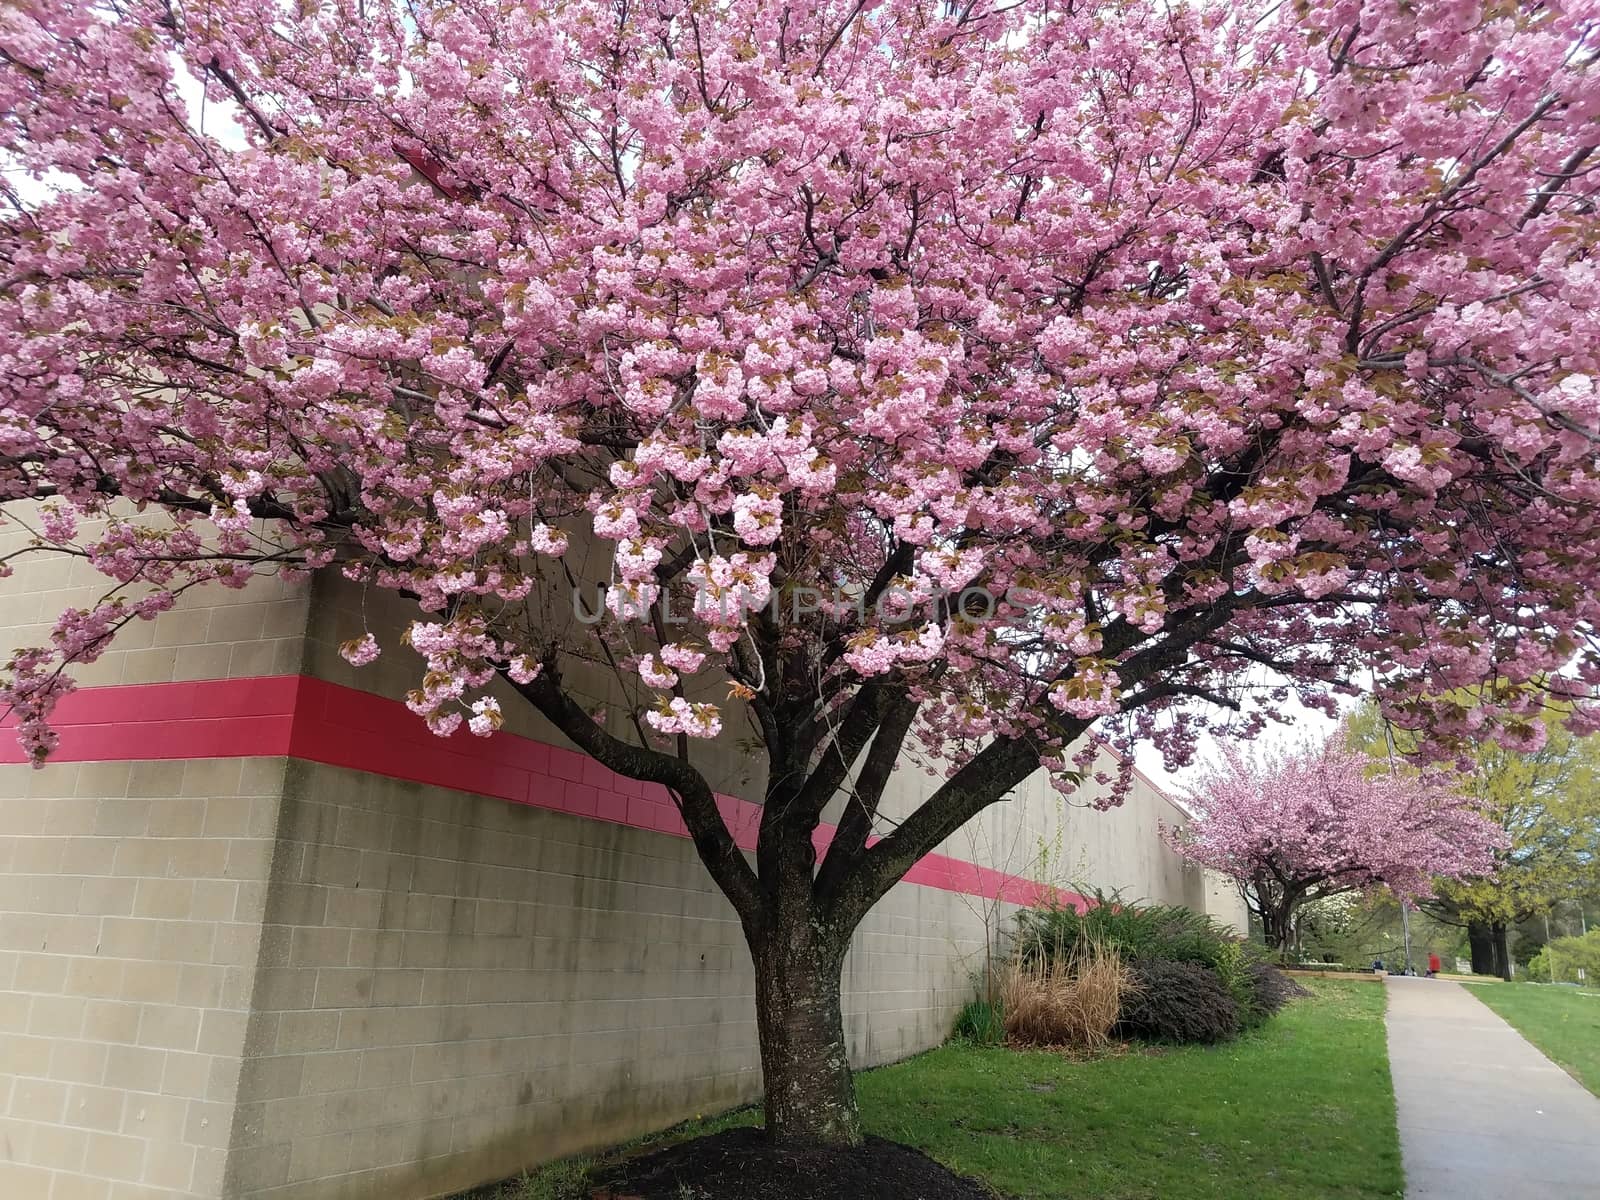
1385, 976, 1600, 1198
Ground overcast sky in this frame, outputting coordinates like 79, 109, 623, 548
1129, 695, 1345, 800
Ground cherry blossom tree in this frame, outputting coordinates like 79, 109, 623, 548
1348, 698, 1600, 977
3, 0, 1600, 1145
1168, 737, 1505, 952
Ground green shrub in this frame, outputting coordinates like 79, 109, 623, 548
1014, 891, 1304, 1041
1015, 891, 1238, 970
1212, 938, 1260, 1027
952, 998, 1006, 1045
1017, 890, 1283, 1023
1117, 958, 1240, 1044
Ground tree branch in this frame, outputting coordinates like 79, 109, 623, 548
510, 659, 763, 924
835, 730, 1071, 926
814, 694, 920, 905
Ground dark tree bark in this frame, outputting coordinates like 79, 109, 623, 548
1467, 921, 1496, 975
1261, 897, 1295, 953
752, 925, 856, 1143
1253, 876, 1305, 955
1491, 921, 1512, 981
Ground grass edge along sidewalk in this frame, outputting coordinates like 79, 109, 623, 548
1465, 982, 1600, 1098
473, 979, 1402, 1200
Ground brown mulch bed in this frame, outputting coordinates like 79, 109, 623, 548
590, 1127, 999, 1200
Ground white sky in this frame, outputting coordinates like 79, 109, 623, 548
1130, 694, 1346, 798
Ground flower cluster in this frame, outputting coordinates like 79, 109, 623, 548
1, 0, 1597, 790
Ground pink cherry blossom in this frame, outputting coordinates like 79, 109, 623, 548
467, 696, 502, 738
646, 697, 723, 739
1169, 735, 1505, 949
637, 655, 679, 690
659, 644, 707, 675
0, 6, 1596, 1117
338, 634, 382, 667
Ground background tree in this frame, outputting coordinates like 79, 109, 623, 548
1527, 927, 1600, 984
1167, 737, 1502, 951
1349, 702, 1600, 978
4, 0, 1600, 1147
1292, 893, 1392, 965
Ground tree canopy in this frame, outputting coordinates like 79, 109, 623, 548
3, 0, 1599, 1144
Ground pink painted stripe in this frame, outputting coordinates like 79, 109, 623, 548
0, 676, 302, 763
3, 676, 1083, 909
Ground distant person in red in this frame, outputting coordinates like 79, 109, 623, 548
1427, 952, 1442, 977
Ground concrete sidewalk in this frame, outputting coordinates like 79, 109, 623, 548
1385, 976, 1600, 1198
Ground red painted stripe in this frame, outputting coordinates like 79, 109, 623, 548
0, 676, 302, 763
3, 676, 1084, 910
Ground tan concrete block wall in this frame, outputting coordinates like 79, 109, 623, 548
0, 509, 311, 1198
1202, 869, 1251, 935
0, 757, 289, 1200
225, 759, 989, 1200
0, 507, 310, 690
216, 568, 1226, 1199
890, 754, 1205, 910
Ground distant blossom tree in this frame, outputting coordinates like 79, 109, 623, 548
1168, 737, 1505, 952
3, 0, 1600, 1146
1348, 699, 1600, 978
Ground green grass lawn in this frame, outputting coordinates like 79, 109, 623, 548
856, 979, 1401, 1200
1464, 983, 1600, 1097
482, 979, 1402, 1200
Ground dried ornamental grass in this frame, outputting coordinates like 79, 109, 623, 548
1000, 937, 1135, 1051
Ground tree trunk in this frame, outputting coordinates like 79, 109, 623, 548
751, 924, 860, 1146
1260, 915, 1299, 953
1259, 888, 1297, 955
1262, 910, 1289, 953
1491, 922, 1512, 981
1467, 921, 1495, 975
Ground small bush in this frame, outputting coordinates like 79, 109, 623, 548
1250, 960, 1309, 1017
1117, 958, 1240, 1044
952, 998, 1006, 1045
1012, 893, 1306, 1043
1001, 938, 1133, 1051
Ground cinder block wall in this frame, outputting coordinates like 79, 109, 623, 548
2, 529, 1229, 1200
222, 760, 990, 1200
219, 573, 1227, 1199
0, 757, 291, 1200
0, 511, 311, 1200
